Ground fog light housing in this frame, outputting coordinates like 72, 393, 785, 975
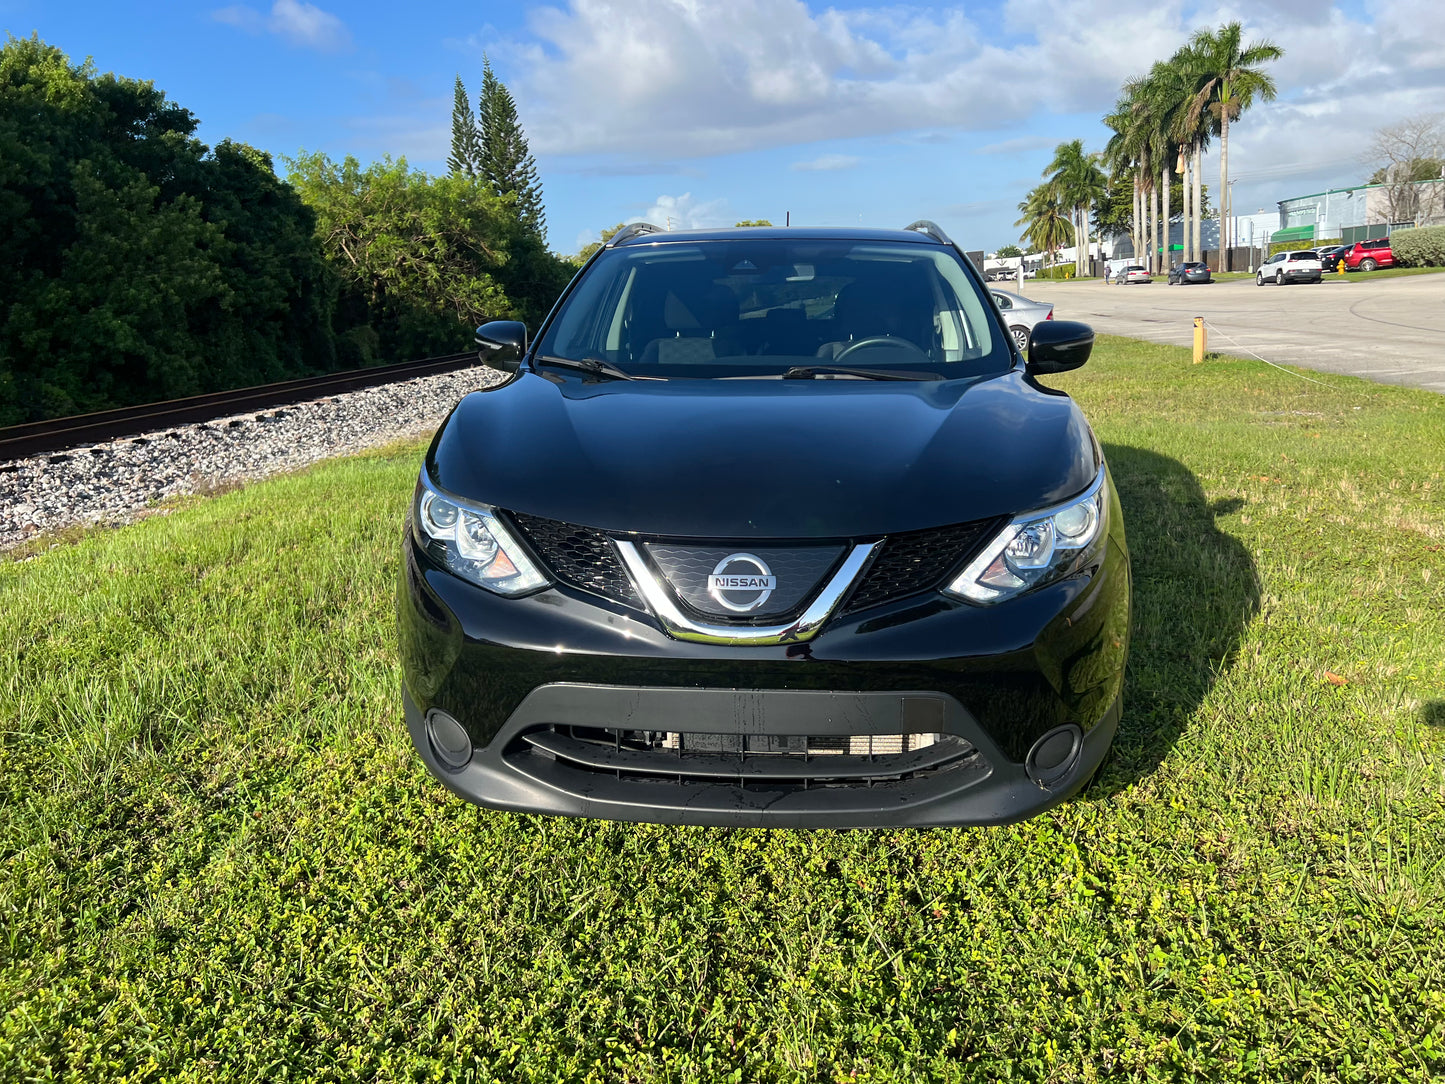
426, 709, 473, 770
1026, 724, 1082, 789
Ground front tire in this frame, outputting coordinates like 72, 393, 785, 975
1256, 272, 1265, 286
1276, 270, 1284, 286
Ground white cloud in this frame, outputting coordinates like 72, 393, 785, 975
790, 154, 860, 171
640, 192, 731, 231
494, 0, 1445, 186
212, 0, 351, 52
508, 0, 1161, 157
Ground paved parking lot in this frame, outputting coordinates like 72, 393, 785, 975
1018, 273, 1445, 394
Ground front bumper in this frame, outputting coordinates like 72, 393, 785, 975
399, 502, 1130, 828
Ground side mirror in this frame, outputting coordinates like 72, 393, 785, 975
1026, 320, 1093, 375
475, 320, 528, 374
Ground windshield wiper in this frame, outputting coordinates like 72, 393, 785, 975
781, 365, 942, 382
532, 355, 642, 381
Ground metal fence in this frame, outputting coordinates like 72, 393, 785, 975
1340, 223, 1412, 244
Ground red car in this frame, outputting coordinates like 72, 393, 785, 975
1344, 239, 1394, 272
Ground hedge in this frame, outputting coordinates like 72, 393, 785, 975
1390, 225, 1445, 267
1268, 238, 1340, 257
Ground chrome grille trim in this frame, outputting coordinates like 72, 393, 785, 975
616, 539, 877, 645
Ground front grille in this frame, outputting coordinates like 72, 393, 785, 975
508, 512, 641, 607
844, 517, 1006, 613
517, 724, 978, 788
643, 543, 845, 621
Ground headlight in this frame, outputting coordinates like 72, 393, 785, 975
945, 470, 1107, 605
412, 475, 549, 597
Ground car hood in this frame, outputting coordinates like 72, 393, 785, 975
428, 370, 1098, 539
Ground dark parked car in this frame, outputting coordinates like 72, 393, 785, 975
400, 222, 1130, 827
1256, 250, 1322, 285
1345, 238, 1394, 272
1167, 261, 1213, 285
1316, 245, 1350, 272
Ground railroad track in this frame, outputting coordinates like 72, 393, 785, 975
0, 352, 478, 463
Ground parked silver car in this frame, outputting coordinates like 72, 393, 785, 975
1120, 265, 1152, 284
990, 290, 1055, 354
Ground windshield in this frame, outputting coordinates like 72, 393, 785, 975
534, 238, 1007, 378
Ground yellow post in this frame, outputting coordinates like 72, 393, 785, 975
1193, 316, 1207, 364
1338, 256, 1347, 277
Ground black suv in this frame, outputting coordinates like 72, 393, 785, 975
399, 222, 1130, 827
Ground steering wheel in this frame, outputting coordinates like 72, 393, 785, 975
832, 336, 929, 366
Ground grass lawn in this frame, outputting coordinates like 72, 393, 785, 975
3, 337, 1443, 1082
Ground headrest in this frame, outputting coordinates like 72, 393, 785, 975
663, 292, 701, 330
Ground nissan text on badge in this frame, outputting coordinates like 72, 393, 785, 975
399, 221, 1130, 827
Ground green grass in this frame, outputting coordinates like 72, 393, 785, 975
3, 338, 1444, 1082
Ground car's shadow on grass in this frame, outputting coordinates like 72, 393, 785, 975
1094, 444, 1261, 793
1423, 701, 1445, 728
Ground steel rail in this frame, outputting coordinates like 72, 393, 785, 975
1, 352, 480, 463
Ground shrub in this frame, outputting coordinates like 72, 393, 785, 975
1390, 225, 1445, 267
1032, 265, 1086, 280
1268, 238, 1340, 257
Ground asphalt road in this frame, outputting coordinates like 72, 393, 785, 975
1016, 272, 1445, 394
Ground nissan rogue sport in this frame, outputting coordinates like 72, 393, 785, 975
398, 221, 1130, 827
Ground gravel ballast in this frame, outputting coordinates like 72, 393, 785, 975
1, 366, 502, 552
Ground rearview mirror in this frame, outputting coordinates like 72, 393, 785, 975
475, 320, 528, 374
1025, 320, 1093, 376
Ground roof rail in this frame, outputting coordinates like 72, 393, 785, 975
903, 219, 955, 247
606, 222, 666, 248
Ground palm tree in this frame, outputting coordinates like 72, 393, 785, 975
1103, 103, 1142, 268
1135, 52, 1212, 270
1044, 140, 1108, 276
1105, 85, 1170, 270
1014, 183, 1071, 271
1190, 22, 1283, 269
1125, 68, 1178, 273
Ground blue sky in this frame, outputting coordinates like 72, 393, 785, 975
7, 1, 1443, 254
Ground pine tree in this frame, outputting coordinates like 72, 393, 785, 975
447, 75, 480, 177
477, 56, 545, 241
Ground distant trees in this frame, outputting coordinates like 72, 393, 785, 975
574, 223, 628, 265
1095, 23, 1275, 271
1364, 113, 1445, 225
994, 244, 1023, 258
475, 58, 545, 243
447, 75, 481, 178
0, 34, 333, 424
734, 219, 773, 227
1043, 140, 1107, 275
1014, 185, 1072, 268
1188, 22, 1282, 267
2, 36, 574, 425
285, 154, 516, 365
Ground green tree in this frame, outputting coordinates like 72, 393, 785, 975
994, 243, 1022, 258
1190, 22, 1283, 267
447, 75, 481, 177
286, 152, 519, 362
1043, 140, 1107, 274
1014, 183, 1071, 269
574, 223, 628, 265
734, 219, 773, 227
0, 34, 335, 424
477, 57, 545, 242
